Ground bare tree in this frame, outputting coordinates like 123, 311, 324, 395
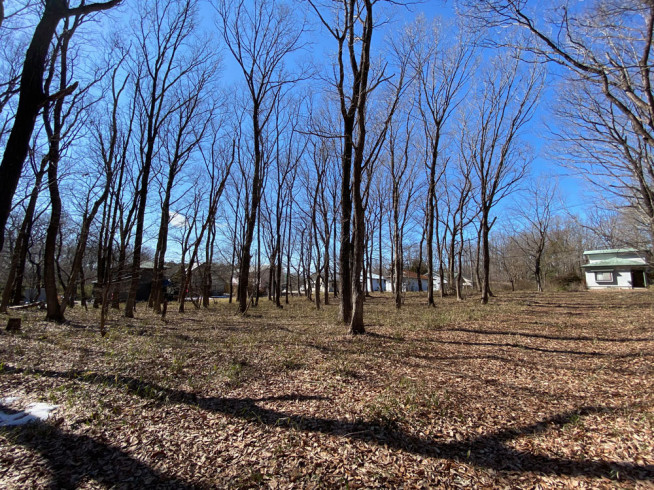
463, 53, 542, 304
199, 128, 234, 308
58, 54, 133, 318
0, 0, 122, 253
309, 0, 407, 334
443, 154, 476, 300
463, 1, 654, 247
94, 45, 138, 323
308, 0, 373, 331
409, 16, 474, 307
124, 0, 204, 318
270, 99, 304, 308
42, 13, 98, 322
177, 150, 232, 312
214, 0, 305, 314
509, 177, 557, 292
149, 63, 215, 313
386, 112, 419, 308
553, 79, 654, 245
493, 231, 525, 292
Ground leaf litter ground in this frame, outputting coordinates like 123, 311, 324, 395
0, 290, 653, 488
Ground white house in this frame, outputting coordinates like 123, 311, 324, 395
384, 272, 473, 292
401, 271, 429, 292
365, 273, 386, 292
308, 273, 386, 294
432, 274, 473, 291
581, 248, 650, 289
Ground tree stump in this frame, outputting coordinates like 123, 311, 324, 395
6, 318, 21, 332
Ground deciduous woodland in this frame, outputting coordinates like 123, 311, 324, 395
0, 0, 653, 487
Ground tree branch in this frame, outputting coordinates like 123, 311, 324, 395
66, 0, 123, 17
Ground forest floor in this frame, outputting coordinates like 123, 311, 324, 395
0, 290, 653, 488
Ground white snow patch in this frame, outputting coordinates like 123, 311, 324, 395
0, 397, 58, 426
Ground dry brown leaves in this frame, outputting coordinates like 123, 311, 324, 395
0, 290, 653, 488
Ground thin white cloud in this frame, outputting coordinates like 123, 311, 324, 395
169, 211, 189, 228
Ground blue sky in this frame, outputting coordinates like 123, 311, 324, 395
204, 0, 587, 214
167, 0, 591, 259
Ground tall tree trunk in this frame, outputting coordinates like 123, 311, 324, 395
378, 208, 383, 293
150, 179, 174, 312
178, 256, 187, 313
267, 252, 274, 301
229, 196, 240, 304
237, 110, 263, 314
112, 243, 126, 309
305, 229, 312, 302
480, 212, 491, 304
392, 159, 402, 308
285, 202, 292, 304
42, 16, 79, 323
312, 186, 322, 309
426, 182, 435, 304
124, 162, 151, 317
332, 213, 338, 298
1, 156, 47, 312
438, 228, 446, 298
366, 235, 373, 296
79, 265, 88, 309
61, 164, 112, 316
456, 224, 464, 301
60, 208, 104, 317
314, 263, 321, 310
275, 209, 285, 308
43, 149, 64, 322
323, 223, 329, 306
203, 222, 215, 308
349, 160, 365, 334
475, 224, 482, 293
255, 206, 261, 307
417, 224, 425, 293
339, 119, 353, 324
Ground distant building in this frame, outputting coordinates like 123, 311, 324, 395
92, 261, 156, 304
365, 273, 386, 292
582, 248, 650, 289
168, 263, 228, 298
400, 271, 429, 292
309, 272, 385, 293
433, 274, 473, 291
384, 272, 472, 293
229, 265, 272, 296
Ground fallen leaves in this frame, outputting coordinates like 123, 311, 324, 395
0, 290, 652, 488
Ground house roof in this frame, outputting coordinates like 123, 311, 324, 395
581, 258, 648, 268
403, 271, 429, 280
583, 248, 642, 255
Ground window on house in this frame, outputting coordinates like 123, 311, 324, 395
595, 271, 613, 282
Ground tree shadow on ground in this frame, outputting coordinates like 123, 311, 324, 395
408, 352, 643, 377
3, 365, 653, 483
441, 326, 653, 343
423, 338, 651, 358
362, 331, 404, 341
0, 403, 192, 489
